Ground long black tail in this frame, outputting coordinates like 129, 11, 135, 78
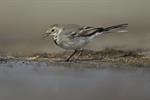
78, 24, 128, 37
103, 24, 128, 32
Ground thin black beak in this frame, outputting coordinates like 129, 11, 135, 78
41, 32, 50, 38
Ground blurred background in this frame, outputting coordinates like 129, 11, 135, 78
0, 0, 149, 56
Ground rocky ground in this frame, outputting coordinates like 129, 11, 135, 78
0, 48, 150, 68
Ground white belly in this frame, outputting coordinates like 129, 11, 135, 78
55, 36, 89, 50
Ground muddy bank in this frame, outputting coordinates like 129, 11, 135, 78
0, 48, 150, 68
0, 49, 150, 100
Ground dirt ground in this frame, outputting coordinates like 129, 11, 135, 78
0, 48, 150, 68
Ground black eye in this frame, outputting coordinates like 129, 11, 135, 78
51, 29, 55, 32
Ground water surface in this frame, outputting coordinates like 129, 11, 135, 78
0, 61, 150, 100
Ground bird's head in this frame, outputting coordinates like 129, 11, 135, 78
42, 24, 62, 38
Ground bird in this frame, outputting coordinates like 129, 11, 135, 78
42, 24, 128, 61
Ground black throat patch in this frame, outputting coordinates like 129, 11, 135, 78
53, 39, 58, 45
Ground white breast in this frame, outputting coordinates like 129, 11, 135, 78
52, 28, 63, 43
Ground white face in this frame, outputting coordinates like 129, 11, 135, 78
45, 26, 59, 36
43, 25, 63, 41
43, 25, 61, 38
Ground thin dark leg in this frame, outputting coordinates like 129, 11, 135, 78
66, 49, 78, 62
73, 49, 83, 62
